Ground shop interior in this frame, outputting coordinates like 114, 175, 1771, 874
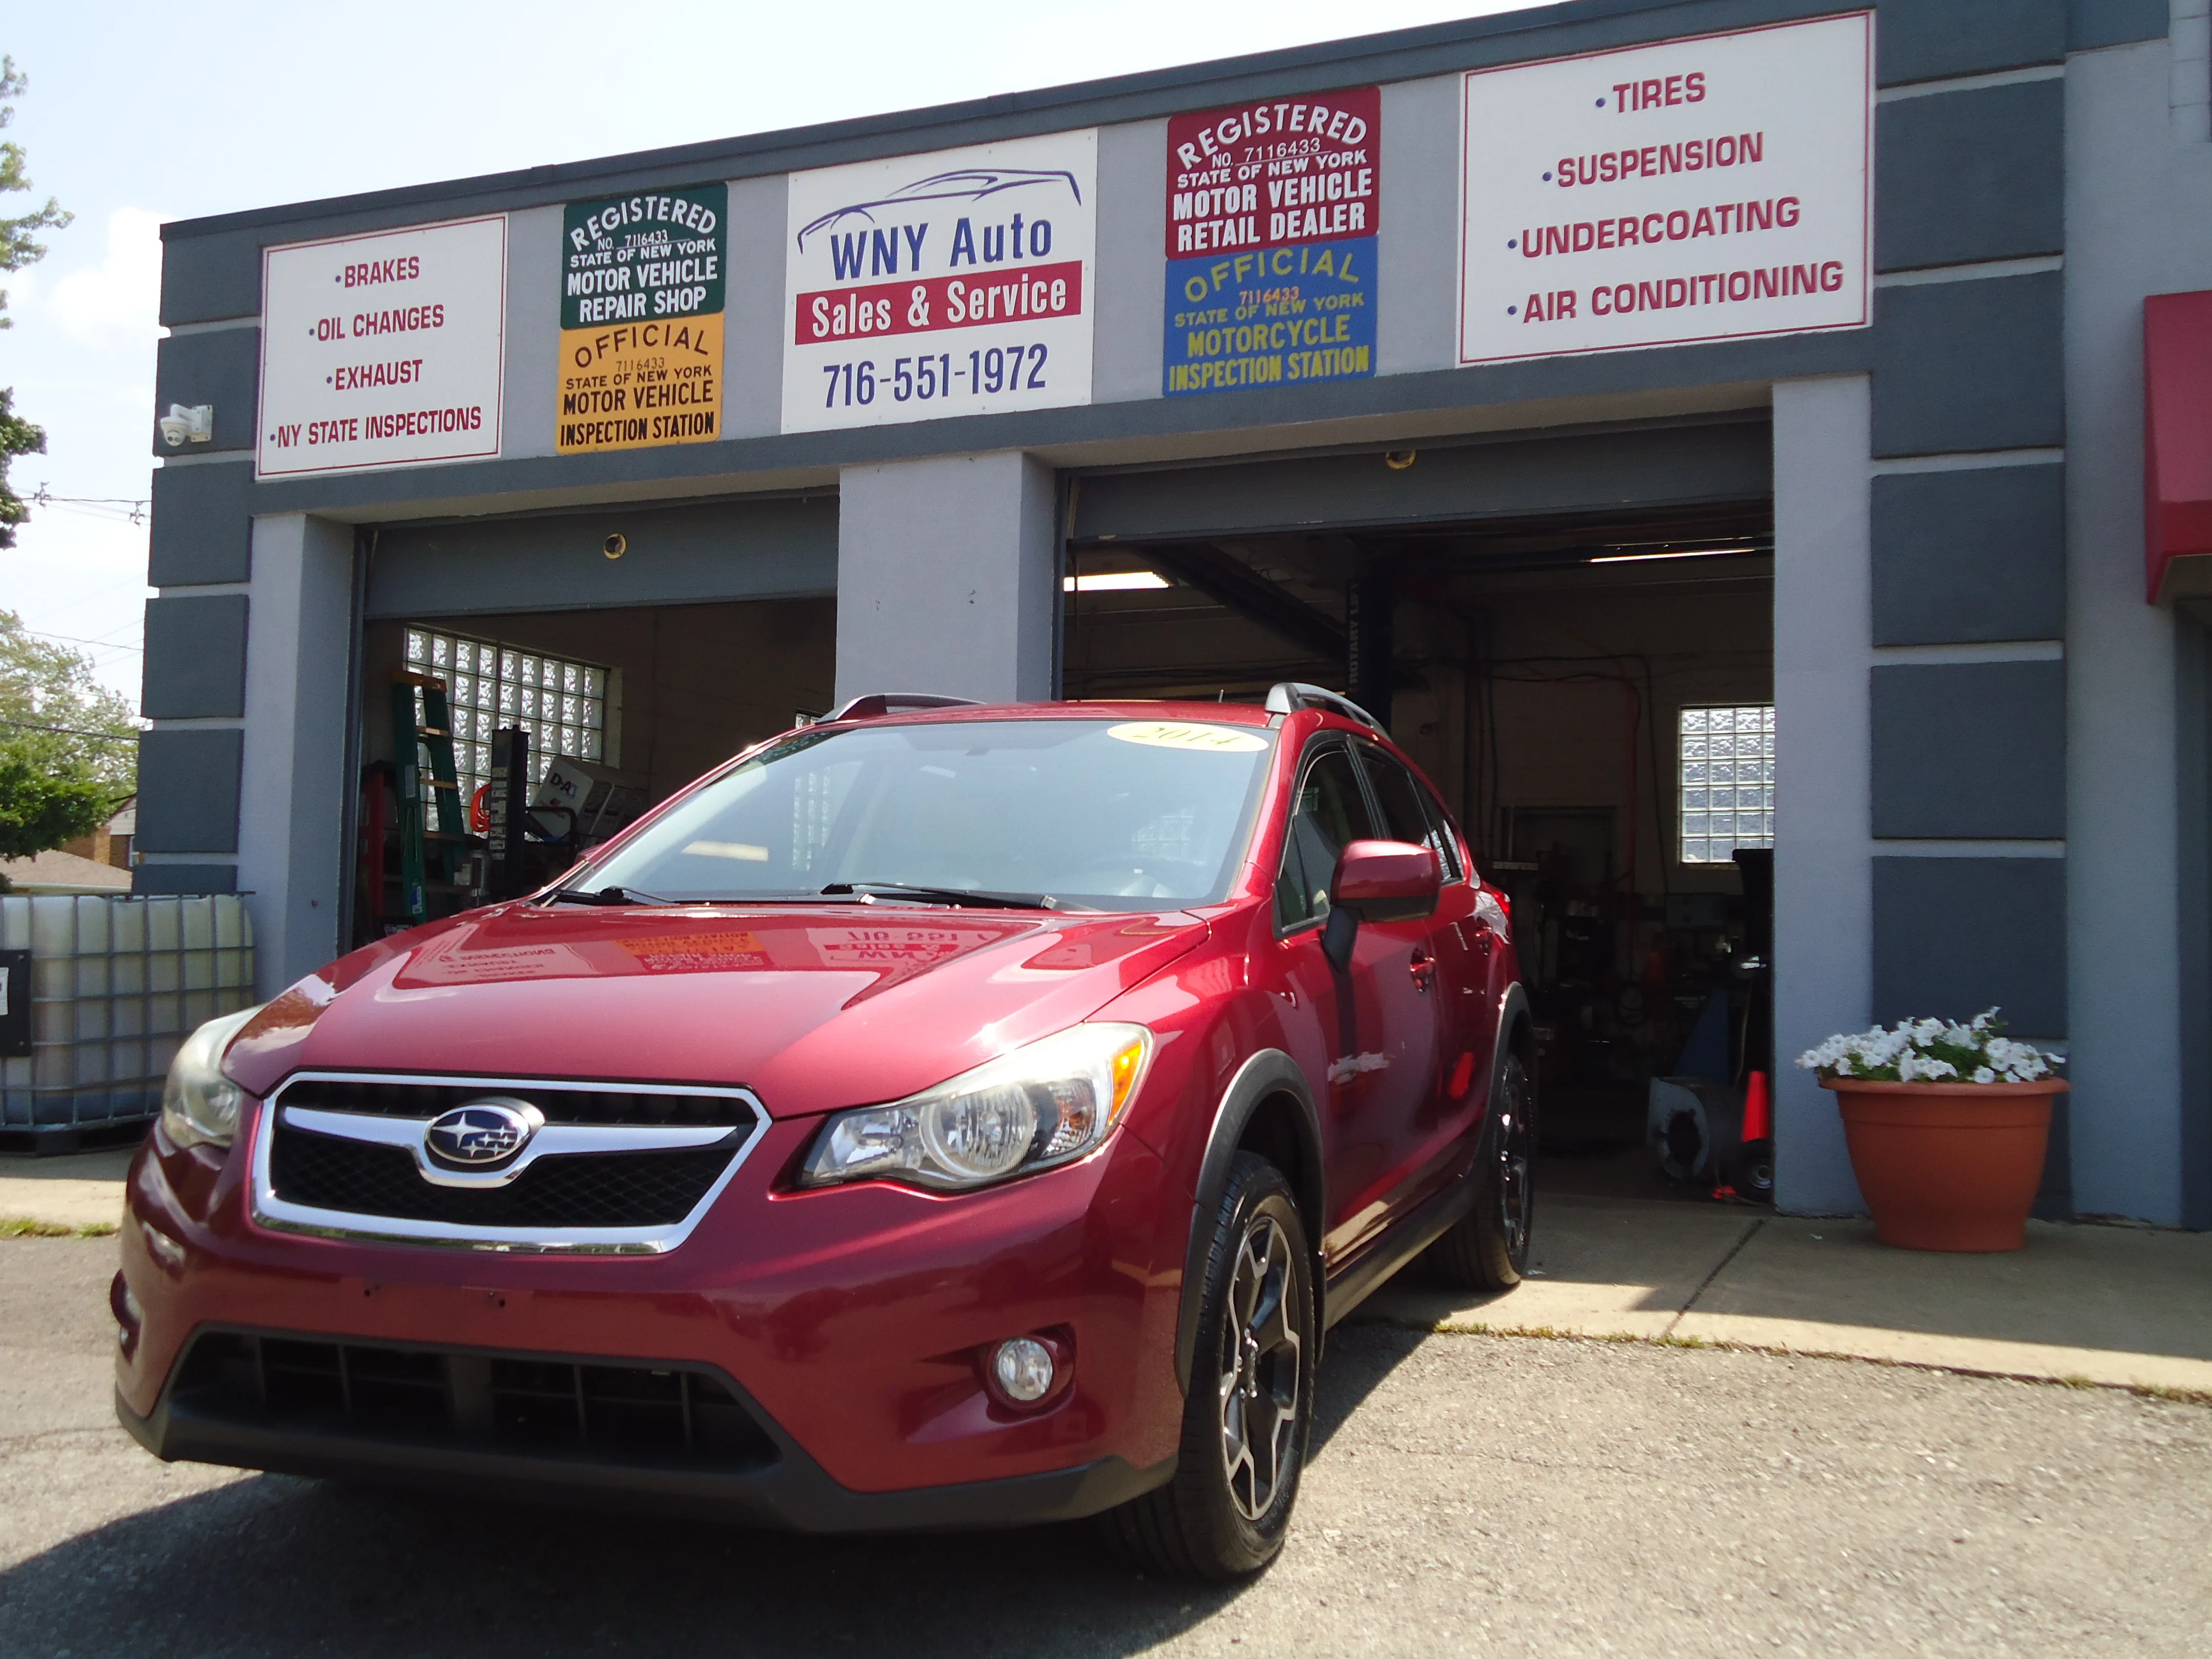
1062, 494, 1777, 1196
352, 597, 835, 950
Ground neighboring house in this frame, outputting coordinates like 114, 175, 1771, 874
62, 798, 135, 872
0, 847, 134, 894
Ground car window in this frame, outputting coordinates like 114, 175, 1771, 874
1275, 745, 1376, 931
583, 718, 1276, 911
1357, 744, 1463, 883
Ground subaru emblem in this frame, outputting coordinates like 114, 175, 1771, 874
424, 1098, 543, 1168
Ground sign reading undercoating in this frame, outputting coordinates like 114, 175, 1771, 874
1163, 87, 1378, 398
257, 216, 506, 478
1457, 12, 1870, 364
557, 183, 727, 454
782, 131, 1097, 433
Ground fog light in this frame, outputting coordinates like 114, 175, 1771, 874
992, 1337, 1055, 1403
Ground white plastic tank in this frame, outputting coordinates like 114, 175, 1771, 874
0, 894, 256, 1136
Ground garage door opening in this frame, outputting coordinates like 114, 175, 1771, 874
1062, 497, 1775, 1190
351, 596, 834, 950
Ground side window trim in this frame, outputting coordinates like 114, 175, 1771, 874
1354, 741, 1466, 886
1275, 734, 1355, 940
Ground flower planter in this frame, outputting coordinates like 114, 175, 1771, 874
1822, 1078, 2069, 1251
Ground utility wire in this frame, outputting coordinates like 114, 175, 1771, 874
0, 717, 141, 744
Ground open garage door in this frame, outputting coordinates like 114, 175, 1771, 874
1062, 417, 1774, 1177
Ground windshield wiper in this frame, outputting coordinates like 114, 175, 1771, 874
822, 881, 1060, 911
542, 884, 679, 907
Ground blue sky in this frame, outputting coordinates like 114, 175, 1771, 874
0, 0, 1533, 704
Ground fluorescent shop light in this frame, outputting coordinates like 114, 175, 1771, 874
1589, 547, 1752, 563
1064, 571, 1170, 591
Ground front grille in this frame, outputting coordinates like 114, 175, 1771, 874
274, 1077, 752, 1129
270, 1124, 734, 1229
173, 1331, 777, 1470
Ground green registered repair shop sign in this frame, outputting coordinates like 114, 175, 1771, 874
558, 183, 728, 455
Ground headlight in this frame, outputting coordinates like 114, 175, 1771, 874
158, 1005, 264, 1151
799, 1023, 1152, 1192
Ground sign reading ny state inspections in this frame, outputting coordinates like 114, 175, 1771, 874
1165, 87, 1379, 397
782, 131, 1096, 433
1458, 12, 1869, 366
558, 183, 727, 454
258, 216, 505, 478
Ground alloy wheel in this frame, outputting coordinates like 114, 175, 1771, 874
1218, 1211, 1301, 1521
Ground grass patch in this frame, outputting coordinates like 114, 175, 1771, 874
1, 1216, 117, 1239
2129, 1381, 2212, 1407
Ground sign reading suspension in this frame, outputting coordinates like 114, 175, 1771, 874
558, 182, 727, 454
258, 216, 506, 478
782, 131, 1097, 433
1164, 87, 1379, 397
1458, 12, 1870, 365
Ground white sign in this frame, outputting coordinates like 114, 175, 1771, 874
1458, 12, 1870, 366
782, 131, 1097, 433
258, 216, 507, 477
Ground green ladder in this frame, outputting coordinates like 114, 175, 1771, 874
391, 672, 469, 926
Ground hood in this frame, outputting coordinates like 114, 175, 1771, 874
224, 902, 1209, 1115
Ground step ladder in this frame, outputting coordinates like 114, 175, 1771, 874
391, 672, 470, 926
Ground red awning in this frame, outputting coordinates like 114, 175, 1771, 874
2145, 289, 2212, 603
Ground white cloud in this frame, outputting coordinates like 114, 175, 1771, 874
15, 206, 165, 352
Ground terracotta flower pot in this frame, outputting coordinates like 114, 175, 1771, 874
1821, 1078, 2069, 1251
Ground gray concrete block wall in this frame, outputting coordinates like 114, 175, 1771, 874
151, 327, 258, 455
1870, 465, 2067, 643
141, 595, 249, 719
1870, 661, 2068, 837
148, 460, 254, 586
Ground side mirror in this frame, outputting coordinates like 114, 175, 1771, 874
1323, 840, 1440, 967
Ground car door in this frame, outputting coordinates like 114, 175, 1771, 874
1273, 738, 1444, 1270
1355, 742, 1488, 1213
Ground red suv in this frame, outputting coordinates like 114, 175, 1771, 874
115, 684, 1534, 1579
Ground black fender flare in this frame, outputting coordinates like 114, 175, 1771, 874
1485, 980, 1533, 1129
1171, 1048, 1324, 1394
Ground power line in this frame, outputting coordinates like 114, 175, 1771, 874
0, 717, 141, 744
29, 485, 147, 525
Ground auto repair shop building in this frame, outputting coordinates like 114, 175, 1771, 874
137, 0, 2212, 1229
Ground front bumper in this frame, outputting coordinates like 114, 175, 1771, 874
116, 1106, 1190, 1520
115, 1334, 1165, 1532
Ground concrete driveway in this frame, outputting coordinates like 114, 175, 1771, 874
4, 1235, 2208, 1657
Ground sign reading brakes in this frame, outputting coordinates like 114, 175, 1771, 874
557, 182, 727, 454
1163, 87, 1379, 398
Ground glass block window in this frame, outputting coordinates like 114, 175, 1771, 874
402, 629, 610, 813
1679, 704, 1774, 863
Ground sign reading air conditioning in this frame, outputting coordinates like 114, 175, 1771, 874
258, 216, 506, 478
782, 130, 1097, 433
1163, 87, 1379, 398
1458, 11, 1870, 366
557, 183, 727, 454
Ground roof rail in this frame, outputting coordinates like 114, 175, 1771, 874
1264, 682, 1385, 732
820, 692, 985, 724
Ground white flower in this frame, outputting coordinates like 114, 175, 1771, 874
1973, 1067, 1995, 1084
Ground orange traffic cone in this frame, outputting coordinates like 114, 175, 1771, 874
1741, 1070, 1772, 1142
1736, 1071, 1774, 1202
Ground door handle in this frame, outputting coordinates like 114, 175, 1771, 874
1410, 950, 1436, 993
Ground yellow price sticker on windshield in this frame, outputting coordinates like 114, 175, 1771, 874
1108, 721, 1268, 754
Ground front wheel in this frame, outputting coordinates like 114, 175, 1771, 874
1100, 1152, 1314, 1580
1427, 1051, 1538, 1290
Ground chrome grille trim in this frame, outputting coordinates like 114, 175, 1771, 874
250, 1071, 772, 1255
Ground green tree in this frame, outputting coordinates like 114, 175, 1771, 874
0, 56, 71, 549
0, 610, 136, 863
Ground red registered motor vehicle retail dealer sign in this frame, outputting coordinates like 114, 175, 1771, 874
1458, 11, 1871, 365
781, 131, 1097, 433
1163, 87, 1379, 398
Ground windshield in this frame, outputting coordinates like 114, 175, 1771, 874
573, 717, 1277, 910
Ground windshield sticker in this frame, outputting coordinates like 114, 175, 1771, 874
1108, 720, 1268, 753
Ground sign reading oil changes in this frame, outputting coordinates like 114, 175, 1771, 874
558, 182, 727, 454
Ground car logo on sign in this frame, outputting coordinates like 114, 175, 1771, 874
424, 1098, 542, 1168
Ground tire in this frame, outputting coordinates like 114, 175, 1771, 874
1100, 1153, 1315, 1581
1427, 1050, 1538, 1291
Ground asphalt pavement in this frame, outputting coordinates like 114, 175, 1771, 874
3, 1234, 2208, 1658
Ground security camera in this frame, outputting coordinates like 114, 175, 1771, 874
159, 404, 214, 448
